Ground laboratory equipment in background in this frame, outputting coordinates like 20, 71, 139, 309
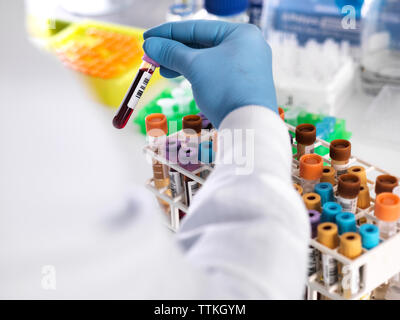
59, 0, 134, 16
360, 0, 400, 95
248, 0, 264, 27
261, 0, 364, 114
192, 0, 249, 22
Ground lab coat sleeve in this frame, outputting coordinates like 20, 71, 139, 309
177, 106, 310, 299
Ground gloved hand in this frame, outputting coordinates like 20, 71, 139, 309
143, 20, 277, 128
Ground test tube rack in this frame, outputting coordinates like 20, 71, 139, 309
144, 123, 400, 300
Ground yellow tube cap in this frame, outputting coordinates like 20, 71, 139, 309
348, 166, 367, 185
294, 183, 303, 195
317, 222, 339, 249
303, 192, 322, 212
321, 166, 336, 185
339, 232, 362, 259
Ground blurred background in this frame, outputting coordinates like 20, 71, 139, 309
0, 0, 399, 220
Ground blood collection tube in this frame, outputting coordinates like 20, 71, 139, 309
179, 146, 201, 206
338, 232, 363, 298
321, 202, 342, 223
308, 210, 321, 276
293, 183, 303, 196
329, 139, 351, 177
303, 193, 322, 212
198, 112, 214, 130
347, 166, 367, 185
374, 192, 400, 239
357, 184, 371, 210
336, 212, 357, 235
199, 141, 215, 179
320, 166, 336, 186
146, 114, 170, 212
375, 175, 399, 195
359, 224, 380, 250
182, 114, 202, 144
113, 54, 160, 129
317, 222, 339, 287
314, 182, 334, 206
166, 139, 184, 199
299, 154, 324, 194
337, 174, 361, 214
295, 124, 316, 160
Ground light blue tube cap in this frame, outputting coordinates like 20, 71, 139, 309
199, 141, 215, 164
321, 202, 342, 223
359, 224, 380, 250
315, 182, 334, 205
336, 212, 357, 235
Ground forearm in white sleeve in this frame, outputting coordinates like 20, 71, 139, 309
177, 106, 310, 299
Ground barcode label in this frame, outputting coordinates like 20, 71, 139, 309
337, 196, 357, 214
322, 254, 338, 286
308, 246, 317, 276
127, 72, 152, 109
169, 171, 183, 198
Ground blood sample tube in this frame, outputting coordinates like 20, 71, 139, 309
336, 212, 357, 235
199, 141, 215, 179
321, 202, 342, 223
182, 114, 202, 145
295, 123, 316, 160
329, 139, 351, 177
357, 184, 371, 210
338, 232, 363, 298
375, 175, 399, 195
197, 112, 214, 130
303, 192, 322, 212
145, 114, 170, 212
359, 224, 380, 250
315, 182, 334, 206
113, 54, 160, 129
337, 174, 361, 214
293, 183, 303, 196
299, 154, 324, 194
320, 166, 336, 186
317, 222, 339, 287
374, 192, 400, 239
179, 146, 201, 206
308, 210, 321, 276
166, 139, 184, 199
347, 166, 367, 185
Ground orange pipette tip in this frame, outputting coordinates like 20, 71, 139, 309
299, 154, 324, 180
375, 192, 400, 222
145, 113, 168, 137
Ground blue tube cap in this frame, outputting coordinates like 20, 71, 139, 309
321, 202, 342, 223
314, 182, 334, 205
205, 0, 249, 16
336, 212, 357, 235
199, 141, 215, 164
359, 224, 380, 250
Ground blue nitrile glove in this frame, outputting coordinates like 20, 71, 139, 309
143, 20, 277, 128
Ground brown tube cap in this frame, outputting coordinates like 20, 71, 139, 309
294, 183, 303, 195
339, 232, 362, 259
303, 192, 322, 212
330, 139, 351, 161
321, 166, 336, 185
317, 222, 339, 249
145, 113, 168, 137
375, 175, 399, 195
338, 174, 361, 199
299, 154, 324, 180
357, 185, 371, 209
183, 115, 202, 134
295, 124, 316, 146
375, 192, 400, 222
348, 166, 367, 185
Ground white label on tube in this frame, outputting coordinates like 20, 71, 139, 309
332, 163, 349, 177
341, 264, 360, 296
127, 71, 152, 109
169, 171, 183, 198
337, 195, 357, 214
304, 144, 314, 154
186, 180, 200, 206
308, 246, 317, 276
322, 254, 338, 286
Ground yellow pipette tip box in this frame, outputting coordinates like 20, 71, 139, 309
50, 20, 161, 108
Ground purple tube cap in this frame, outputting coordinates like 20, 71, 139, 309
142, 53, 160, 68
309, 210, 321, 238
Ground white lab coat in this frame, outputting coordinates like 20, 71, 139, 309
0, 106, 309, 299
